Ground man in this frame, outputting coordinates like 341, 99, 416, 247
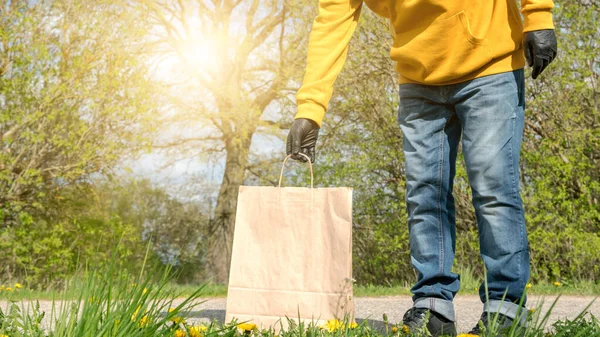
286, 0, 557, 336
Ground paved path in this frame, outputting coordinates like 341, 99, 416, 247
2, 295, 598, 334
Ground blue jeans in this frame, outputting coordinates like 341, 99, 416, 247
398, 69, 529, 324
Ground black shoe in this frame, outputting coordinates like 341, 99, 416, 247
468, 312, 526, 337
402, 307, 457, 337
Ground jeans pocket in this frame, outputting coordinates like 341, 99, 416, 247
397, 94, 424, 126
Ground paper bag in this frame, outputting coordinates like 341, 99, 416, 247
225, 154, 354, 330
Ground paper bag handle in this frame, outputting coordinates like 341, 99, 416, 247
278, 154, 314, 188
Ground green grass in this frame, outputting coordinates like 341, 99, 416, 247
3, 280, 600, 301
3, 265, 598, 300
2, 285, 599, 337
1, 265, 599, 336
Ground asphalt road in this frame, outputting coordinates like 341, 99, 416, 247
2, 295, 598, 334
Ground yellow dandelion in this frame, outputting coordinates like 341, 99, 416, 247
0, 285, 5, 291
131, 305, 142, 322
169, 307, 177, 313
402, 324, 410, 334
554, 281, 562, 287
529, 308, 536, 313
474, 287, 479, 291
320, 319, 343, 332
1, 334, 8, 337
526, 283, 532, 289
142, 288, 148, 295
237, 322, 257, 331
189, 325, 208, 337
174, 329, 187, 337
457, 334, 479, 337
349, 322, 358, 329
137, 315, 151, 328
391, 326, 399, 333
6, 287, 13, 292
171, 316, 185, 324
14, 283, 22, 289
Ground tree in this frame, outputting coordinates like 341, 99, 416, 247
0, 0, 158, 226
142, 0, 312, 283
0, 0, 159, 284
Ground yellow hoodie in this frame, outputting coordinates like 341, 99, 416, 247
295, 0, 555, 126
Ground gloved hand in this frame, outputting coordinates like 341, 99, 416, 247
523, 29, 558, 79
286, 118, 320, 163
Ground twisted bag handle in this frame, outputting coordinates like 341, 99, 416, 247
278, 153, 314, 188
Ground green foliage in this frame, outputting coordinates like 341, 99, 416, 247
0, 183, 143, 287
517, 1, 600, 283
0, 0, 211, 288
0, 0, 158, 225
0, 178, 208, 287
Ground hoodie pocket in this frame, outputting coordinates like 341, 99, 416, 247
391, 11, 492, 84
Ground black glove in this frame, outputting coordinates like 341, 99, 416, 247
523, 29, 558, 79
286, 118, 319, 163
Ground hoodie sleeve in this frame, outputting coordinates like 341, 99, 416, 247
294, 0, 363, 127
521, 0, 555, 32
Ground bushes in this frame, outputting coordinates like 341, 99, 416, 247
528, 227, 600, 282
0, 179, 208, 288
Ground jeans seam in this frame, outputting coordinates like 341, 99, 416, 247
507, 107, 525, 295
437, 115, 446, 275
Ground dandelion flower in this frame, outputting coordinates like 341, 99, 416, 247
553, 281, 562, 287
402, 324, 410, 334
526, 283, 532, 289
14, 283, 22, 289
349, 322, 358, 329
6, 287, 12, 292
0, 285, 5, 291
189, 325, 208, 337
237, 323, 257, 331
457, 334, 479, 337
169, 307, 177, 313
391, 326, 399, 333
142, 288, 148, 295
320, 319, 343, 332
529, 308, 536, 313
137, 315, 150, 328
175, 329, 187, 337
171, 316, 185, 324
474, 287, 479, 291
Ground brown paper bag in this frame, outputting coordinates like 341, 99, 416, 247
225, 154, 354, 331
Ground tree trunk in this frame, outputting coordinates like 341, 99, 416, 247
206, 136, 251, 284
